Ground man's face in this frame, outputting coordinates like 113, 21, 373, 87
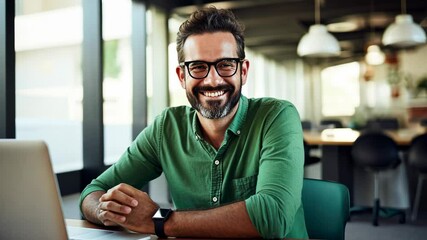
176, 32, 249, 119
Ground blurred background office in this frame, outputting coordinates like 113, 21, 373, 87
1, 0, 427, 237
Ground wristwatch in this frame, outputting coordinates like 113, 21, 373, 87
152, 208, 173, 238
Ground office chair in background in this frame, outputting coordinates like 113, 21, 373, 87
365, 117, 400, 130
320, 119, 344, 128
301, 120, 313, 131
301, 120, 321, 167
303, 140, 320, 166
350, 131, 406, 226
302, 178, 350, 240
408, 133, 427, 221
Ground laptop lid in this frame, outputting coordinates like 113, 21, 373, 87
0, 140, 68, 240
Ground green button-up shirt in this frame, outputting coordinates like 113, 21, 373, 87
80, 95, 308, 239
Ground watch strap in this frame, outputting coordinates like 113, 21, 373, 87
154, 218, 167, 238
153, 208, 172, 238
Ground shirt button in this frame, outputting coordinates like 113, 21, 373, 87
237, 130, 241, 135
214, 160, 220, 165
212, 197, 218, 202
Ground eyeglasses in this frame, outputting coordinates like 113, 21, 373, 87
179, 58, 243, 79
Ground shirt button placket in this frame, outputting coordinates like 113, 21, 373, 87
212, 158, 221, 206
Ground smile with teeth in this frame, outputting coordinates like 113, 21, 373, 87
202, 90, 226, 97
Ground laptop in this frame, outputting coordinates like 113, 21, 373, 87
0, 139, 150, 240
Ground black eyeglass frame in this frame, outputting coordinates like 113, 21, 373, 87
179, 58, 244, 79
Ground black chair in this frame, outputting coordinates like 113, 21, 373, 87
320, 119, 343, 128
408, 133, 427, 221
366, 117, 400, 130
420, 118, 427, 127
303, 140, 320, 166
350, 131, 406, 226
302, 121, 321, 167
301, 120, 313, 131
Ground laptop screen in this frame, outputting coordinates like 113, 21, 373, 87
0, 140, 68, 240
0, 140, 152, 240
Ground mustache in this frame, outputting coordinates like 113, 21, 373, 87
193, 85, 234, 93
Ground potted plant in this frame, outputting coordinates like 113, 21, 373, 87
414, 76, 427, 98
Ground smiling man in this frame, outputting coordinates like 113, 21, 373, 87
80, 7, 307, 239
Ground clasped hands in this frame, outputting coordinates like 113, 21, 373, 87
96, 183, 159, 233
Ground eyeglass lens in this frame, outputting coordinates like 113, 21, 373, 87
188, 59, 239, 79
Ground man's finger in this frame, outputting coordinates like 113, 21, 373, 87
100, 184, 139, 207
99, 208, 126, 224
98, 200, 132, 215
102, 219, 118, 226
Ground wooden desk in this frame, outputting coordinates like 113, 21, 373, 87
66, 219, 105, 229
66, 219, 156, 239
304, 128, 418, 146
66, 219, 302, 239
303, 128, 421, 205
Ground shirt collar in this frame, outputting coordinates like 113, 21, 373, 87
227, 95, 248, 136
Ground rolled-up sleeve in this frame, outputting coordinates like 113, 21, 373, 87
245, 104, 305, 239
79, 112, 165, 213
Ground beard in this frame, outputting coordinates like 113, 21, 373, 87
186, 79, 242, 119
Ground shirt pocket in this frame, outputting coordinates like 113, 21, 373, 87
232, 174, 258, 200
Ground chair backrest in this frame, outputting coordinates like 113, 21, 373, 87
303, 140, 320, 166
408, 133, 427, 172
366, 117, 399, 130
301, 120, 313, 130
302, 178, 350, 240
320, 119, 344, 128
351, 131, 400, 171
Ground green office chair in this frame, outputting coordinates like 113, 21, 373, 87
302, 178, 350, 240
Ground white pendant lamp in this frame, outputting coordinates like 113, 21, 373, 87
297, 0, 340, 57
365, 45, 385, 65
382, 0, 426, 47
365, 1, 385, 65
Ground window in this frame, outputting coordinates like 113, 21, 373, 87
102, 0, 133, 165
15, 0, 83, 173
321, 62, 360, 117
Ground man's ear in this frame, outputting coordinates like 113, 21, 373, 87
240, 60, 250, 86
176, 66, 186, 89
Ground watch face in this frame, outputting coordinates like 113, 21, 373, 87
153, 208, 172, 219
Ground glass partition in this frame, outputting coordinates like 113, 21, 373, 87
102, 0, 133, 165
15, 0, 83, 173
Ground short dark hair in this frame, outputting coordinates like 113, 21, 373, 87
176, 7, 245, 63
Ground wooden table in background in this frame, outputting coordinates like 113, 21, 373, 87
303, 128, 422, 205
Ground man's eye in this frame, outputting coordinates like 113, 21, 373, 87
218, 61, 235, 68
189, 64, 207, 71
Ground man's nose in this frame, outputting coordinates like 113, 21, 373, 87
202, 65, 223, 86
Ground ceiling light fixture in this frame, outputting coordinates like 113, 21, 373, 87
365, 0, 385, 66
297, 0, 341, 57
382, 0, 426, 48
327, 21, 360, 33
365, 45, 385, 65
